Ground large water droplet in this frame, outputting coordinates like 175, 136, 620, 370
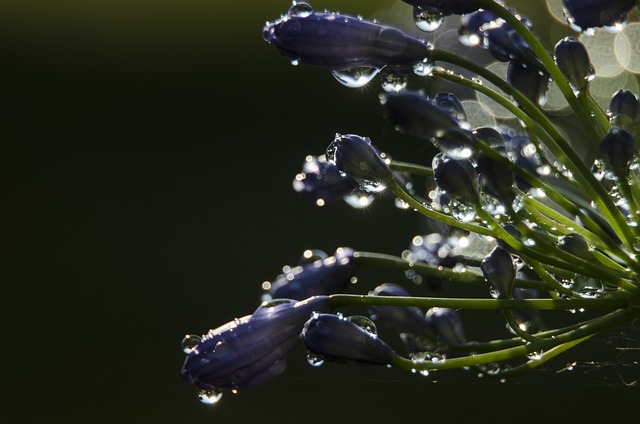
413, 6, 444, 32
331, 67, 380, 88
347, 315, 378, 335
198, 389, 223, 405
380, 71, 408, 92
306, 351, 325, 367
413, 58, 433, 76
288, 1, 314, 18
181, 334, 202, 354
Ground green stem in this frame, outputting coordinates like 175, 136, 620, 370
389, 307, 639, 371
389, 160, 433, 178
502, 308, 542, 343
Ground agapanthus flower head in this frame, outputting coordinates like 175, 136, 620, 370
401, 0, 483, 16
608, 89, 640, 132
562, 0, 636, 33
599, 126, 635, 179
507, 59, 550, 107
367, 283, 434, 340
181, 296, 331, 392
554, 37, 594, 93
265, 247, 357, 301
263, 2, 430, 87
424, 307, 466, 346
326, 133, 394, 192
481, 246, 516, 299
301, 312, 395, 365
293, 155, 360, 206
432, 154, 480, 205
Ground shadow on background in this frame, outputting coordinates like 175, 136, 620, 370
4, 1, 640, 422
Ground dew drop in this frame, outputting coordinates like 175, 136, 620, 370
306, 351, 325, 367
288, 1, 314, 18
198, 389, 223, 405
331, 67, 380, 88
380, 71, 408, 93
413, 58, 433, 76
182, 334, 202, 354
413, 6, 444, 32
347, 315, 378, 335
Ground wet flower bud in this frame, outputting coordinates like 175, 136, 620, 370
609, 89, 640, 132
554, 37, 594, 92
458, 10, 499, 46
599, 126, 635, 179
476, 144, 515, 206
483, 21, 537, 66
326, 133, 394, 191
293, 155, 359, 205
301, 313, 395, 365
402, 0, 483, 15
380, 90, 463, 142
424, 307, 466, 346
562, 0, 636, 33
557, 233, 593, 260
368, 283, 434, 339
263, 2, 429, 74
433, 92, 469, 124
481, 246, 516, 299
404, 233, 459, 288
507, 60, 550, 107
266, 247, 357, 301
432, 154, 480, 205
181, 296, 331, 391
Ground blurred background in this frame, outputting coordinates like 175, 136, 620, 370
5, 0, 640, 422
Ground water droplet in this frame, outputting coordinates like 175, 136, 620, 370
347, 315, 378, 335
413, 6, 444, 32
380, 71, 408, 92
413, 58, 433, 76
290, 58, 300, 66
331, 67, 380, 88
198, 389, 223, 405
306, 351, 325, 367
182, 334, 202, 354
288, 2, 314, 18
526, 350, 543, 360
343, 192, 375, 208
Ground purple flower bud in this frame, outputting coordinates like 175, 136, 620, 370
401, 0, 484, 15
424, 307, 466, 345
433, 92, 469, 124
368, 283, 434, 339
557, 233, 592, 260
458, 10, 499, 46
476, 144, 515, 205
496, 222, 522, 254
554, 37, 594, 92
432, 154, 480, 205
481, 246, 516, 299
301, 313, 395, 365
263, 2, 429, 72
181, 296, 331, 391
293, 155, 359, 205
502, 132, 540, 190
381, 90, 464, 142
507, 60, 550, 107
483, 21, 536, 65
599, 127, 635, 179
609, 89, 640, 132
326, 133, 394, 191
266, 247, 357, 300
562, 0, 636, 33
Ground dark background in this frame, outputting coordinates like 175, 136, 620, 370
5, 0, 640, 422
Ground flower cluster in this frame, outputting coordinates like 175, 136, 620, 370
181, 0, 640, 404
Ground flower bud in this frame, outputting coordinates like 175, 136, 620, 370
181, 296, 331, 391
293, 155, 359, 204
301, 313, 395, 365
263, 2, 429, 71
424, 307, 466, 346
562, 0, 636, 33
507, 60, 550, 107
599, 126, 635, 179
402, 0, 484, 15
380, 90, 463, 142
481, 246, 516, 299
368, 283, 434, 339
476, 144, 515, 205
405, 233, 459, 288
483, 21, 537, 66
554, 37, 594, 92
609, 89, 640, 132
557, 233, 593, 260
458, 10, 499, 46
266, 247, 357, 301
433, 92, 469, 124
432, 154, 480, 205
496, 223, 522, 254
326, 133, 394, 191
